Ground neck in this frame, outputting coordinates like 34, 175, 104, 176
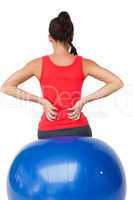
52, 41, 71, 56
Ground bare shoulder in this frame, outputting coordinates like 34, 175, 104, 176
25, 56, 42, 80
82, 57, 99, 78
82, 57, 98, 67
27, 57, 42, 68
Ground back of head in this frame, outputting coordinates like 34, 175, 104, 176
49, 11, 78, 55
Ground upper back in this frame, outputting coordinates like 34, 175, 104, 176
47, 54, 79, 67
32, 54, 90, 81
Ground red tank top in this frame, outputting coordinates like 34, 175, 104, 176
38, 55, 89, 131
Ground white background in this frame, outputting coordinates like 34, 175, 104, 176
0, 0, 132, 199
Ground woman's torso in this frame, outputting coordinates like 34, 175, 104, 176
35, 54, 89, 131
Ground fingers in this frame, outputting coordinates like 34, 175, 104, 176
67, 107, 75, 111
67, 106, 81, 120
73, 114, 80, 120
46, 111, 57, 121
68, 110, 77, 117
50, 110, 57, 116
45, 112, 52, 121
44, 104, 58, 121
45, 106, 58, 121
69, 113, 80, 120
50, 104, 58, 111
68, 111, 81, 120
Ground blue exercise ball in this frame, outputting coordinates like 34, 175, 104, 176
7, 137, 126, 200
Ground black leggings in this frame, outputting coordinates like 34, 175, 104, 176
38, 124, 92, 139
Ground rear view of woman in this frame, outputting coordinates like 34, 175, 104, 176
0, 11, 124, 139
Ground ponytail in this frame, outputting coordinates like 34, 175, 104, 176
69, 42, 78, 55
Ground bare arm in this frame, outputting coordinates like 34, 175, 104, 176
82, 58, 124, 105
0, 58, 45, 105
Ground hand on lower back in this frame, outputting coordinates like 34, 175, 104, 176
42, 98, 58, 121
67, 99, 84, 120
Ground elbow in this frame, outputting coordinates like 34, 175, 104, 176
118, 79, 124, 88
0, 83, 17, 94
0, 84, 12, 94
0, 84, 7, 93
114, 78, 124, 90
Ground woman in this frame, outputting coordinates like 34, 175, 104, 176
0, 11, 124, 140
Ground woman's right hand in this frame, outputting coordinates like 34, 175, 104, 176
41, 98, 58, 121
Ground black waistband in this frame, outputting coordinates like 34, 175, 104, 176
38, 124, 92, 139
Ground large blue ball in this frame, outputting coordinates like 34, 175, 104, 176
7, 137, 126, 200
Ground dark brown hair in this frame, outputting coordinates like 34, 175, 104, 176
49, 11, 78, 55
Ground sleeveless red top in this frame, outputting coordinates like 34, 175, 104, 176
38, 55, 89, 131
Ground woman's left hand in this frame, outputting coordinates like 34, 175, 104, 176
67, 99, 85, 120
